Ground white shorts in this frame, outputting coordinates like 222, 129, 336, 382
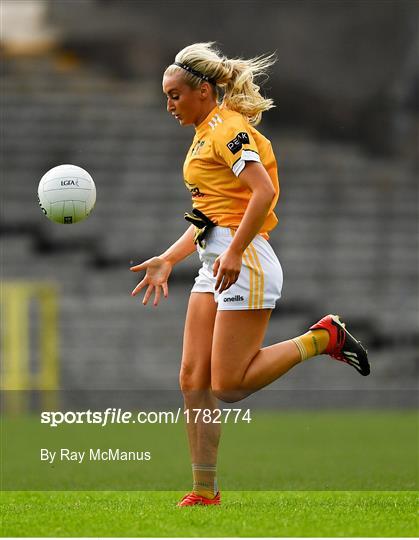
191, 227, 283, 310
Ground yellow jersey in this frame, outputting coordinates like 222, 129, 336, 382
183, 105, 279, 238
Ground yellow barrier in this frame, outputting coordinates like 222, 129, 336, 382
1, 281, 59, 412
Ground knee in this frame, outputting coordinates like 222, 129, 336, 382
179, 364, 210, 394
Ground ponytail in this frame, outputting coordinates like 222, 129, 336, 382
164, 42, 276, 126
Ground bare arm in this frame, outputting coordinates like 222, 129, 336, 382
229, 162, 275, 254
130, 225, 196, 306
213, 161, 275, 292
159, 224, 196, 265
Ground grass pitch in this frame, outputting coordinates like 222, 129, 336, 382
1, 410, 417, 536
1, 490, 417, 537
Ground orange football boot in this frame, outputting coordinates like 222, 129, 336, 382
177, 491, 221, 507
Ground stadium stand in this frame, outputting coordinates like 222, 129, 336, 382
1, 54, 417, 399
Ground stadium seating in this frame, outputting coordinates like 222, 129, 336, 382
1, 54, 417, 397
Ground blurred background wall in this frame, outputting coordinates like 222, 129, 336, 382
1, 0, 417, 407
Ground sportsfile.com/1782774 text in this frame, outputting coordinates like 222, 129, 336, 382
40, 408, 253, 427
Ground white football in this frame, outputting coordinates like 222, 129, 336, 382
38, 164, 96, 224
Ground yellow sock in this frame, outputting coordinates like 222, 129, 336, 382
192, 464, 218, 499
292, 330, 330, 361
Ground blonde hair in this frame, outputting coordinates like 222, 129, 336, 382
164, 42, 276, 126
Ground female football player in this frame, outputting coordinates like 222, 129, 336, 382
130, 42, 369, 506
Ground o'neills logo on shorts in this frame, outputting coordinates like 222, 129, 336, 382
223, 295, 244, 302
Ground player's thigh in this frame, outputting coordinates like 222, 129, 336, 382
180, 292, 217, 391
211, 309, 272, 392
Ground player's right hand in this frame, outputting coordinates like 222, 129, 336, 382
130, 257, 172, 306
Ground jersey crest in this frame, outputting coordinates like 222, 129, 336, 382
191, 140, 206, 156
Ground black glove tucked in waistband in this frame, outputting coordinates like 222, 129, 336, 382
184, 208, 216, 248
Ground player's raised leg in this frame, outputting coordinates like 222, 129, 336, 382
211, 311, 369, 402
178, 292, 221, 506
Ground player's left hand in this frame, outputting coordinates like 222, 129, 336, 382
213, 248, 242, 293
